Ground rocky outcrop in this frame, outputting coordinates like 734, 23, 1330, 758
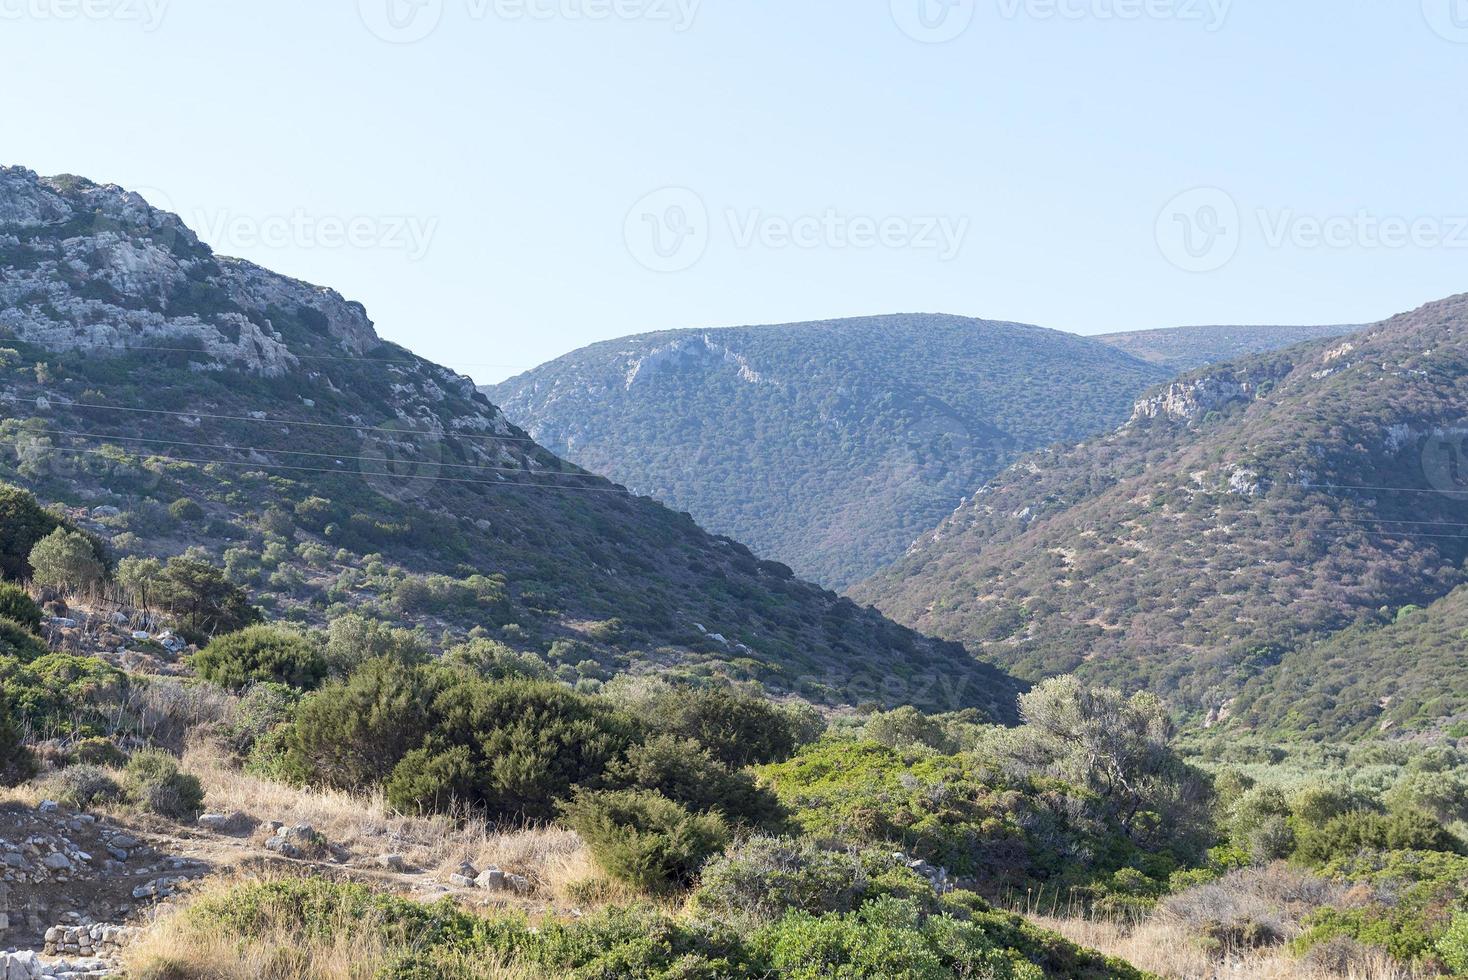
624, 334, 766, 389
0, 167, 382, 375
1129, 374, 1253, 425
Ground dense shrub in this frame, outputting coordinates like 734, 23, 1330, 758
0, 651, 127, 737
559, 788, 730, 893
168, 497, 205, 521
0, 583, 41, 632
168, 876, 1144, 979
0, 617, 48, 661
604, 734, 783, 828
0, 483, 69, 580
322, 613, 428, 676
193, 625, 326, 691
1439, 911, 1468, 974
40, 764, 122, 809
28, 528, 104, 593
123, 749, 204, 820
150, 557, 260, 643
0, 695, 37, 785
639, 685, 823, 768
68, 736, 127, 768
694, 837, 935, 926
1294, 810, 1462, 866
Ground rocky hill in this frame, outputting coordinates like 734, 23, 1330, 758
486, 317, 1169, 589
0, 167, 1019, 718
1097, 323, 1357, 372
852, 293, 1468, 729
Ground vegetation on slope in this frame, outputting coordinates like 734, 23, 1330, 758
487, 316, 1168, 589
1097, 323, 1357, 372
854, 294, 1468, 729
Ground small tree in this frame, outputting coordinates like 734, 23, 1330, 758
28, 529, 103, 594
560, 788, 730, 894
152, 557, 260, 642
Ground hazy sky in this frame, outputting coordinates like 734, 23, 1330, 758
4, 0, 1467, 383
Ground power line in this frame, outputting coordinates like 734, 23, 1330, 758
0, 393, 543, 448
44, 445, 634, 496
14, 427, 597, 481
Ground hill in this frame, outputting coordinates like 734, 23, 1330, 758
485, 317, 1169, 589
0, 166, 1020, 718
851, 293, 1468, 729
1096, 323, 1357, 372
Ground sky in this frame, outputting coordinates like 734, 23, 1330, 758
3, 0, 1468, 384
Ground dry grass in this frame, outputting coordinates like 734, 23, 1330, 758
180, 740, 597, 902
1034, 915, 1429, 979
121, 872, 544, 980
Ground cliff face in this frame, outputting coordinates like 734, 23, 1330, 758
0, 168, 379, 377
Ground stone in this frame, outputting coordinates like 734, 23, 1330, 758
376, 853, 407, 872
448, 873, 476, 888
42, 852, 71, 870
475, 868, 506, 891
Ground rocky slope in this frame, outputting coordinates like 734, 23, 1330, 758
486, 317, 1169, 589
852, 293, 1468, 728
0, 167, 1020, 718
1096, 323, 1357, 372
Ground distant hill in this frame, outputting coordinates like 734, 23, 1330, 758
1097, 323, 1357, 372
851, 293, 1468, 730
486, 317, 1169, 589
0, 166, 1021, 718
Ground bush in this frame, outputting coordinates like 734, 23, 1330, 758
559, 788, 730, 893
124, 749, 204, 820
39, 764, 122, 809
643, 685, 823, 768
151, 557, 260, 643
0, 483, 69, 581
28, 528, 104, 593
0, 696, 37, 785
69, 736, 127, 768
604, 734, 784, 828
168, 497, 205, 522
0, 583, 41, 632
0, 617, 48, 661
1294, 809, 1461, 866
694, 837, 935, 926
193, 625, 326, 691
1439, 911, 1468, 974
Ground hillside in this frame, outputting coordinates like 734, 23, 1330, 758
1097, 323, 1357, 372
852, 293, 1468, 729
486, 317, 1169, 589
0, 166, 1020, 718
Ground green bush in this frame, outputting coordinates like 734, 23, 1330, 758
69, 736, 127, 768
1294, 810, 1462, 866
0, 617, 48, 661
28, 528, 104, 593
0, 695, 37, 785
150, 557, 260, 643
604, 734, 784, 828
193, 625, 326, 690
642, 685, 823, 768
559, 788, 730, 893
168, 497, 205, 522
39, 764, 122, 809
0, 483, 69, 581
0, 652, 127, 737
1438, 911, 1468, 974
694, 837, 935, 926
0, 584, 41, 632
123, 749, 204, 820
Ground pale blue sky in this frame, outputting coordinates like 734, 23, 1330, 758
4, 0, 1467, 382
